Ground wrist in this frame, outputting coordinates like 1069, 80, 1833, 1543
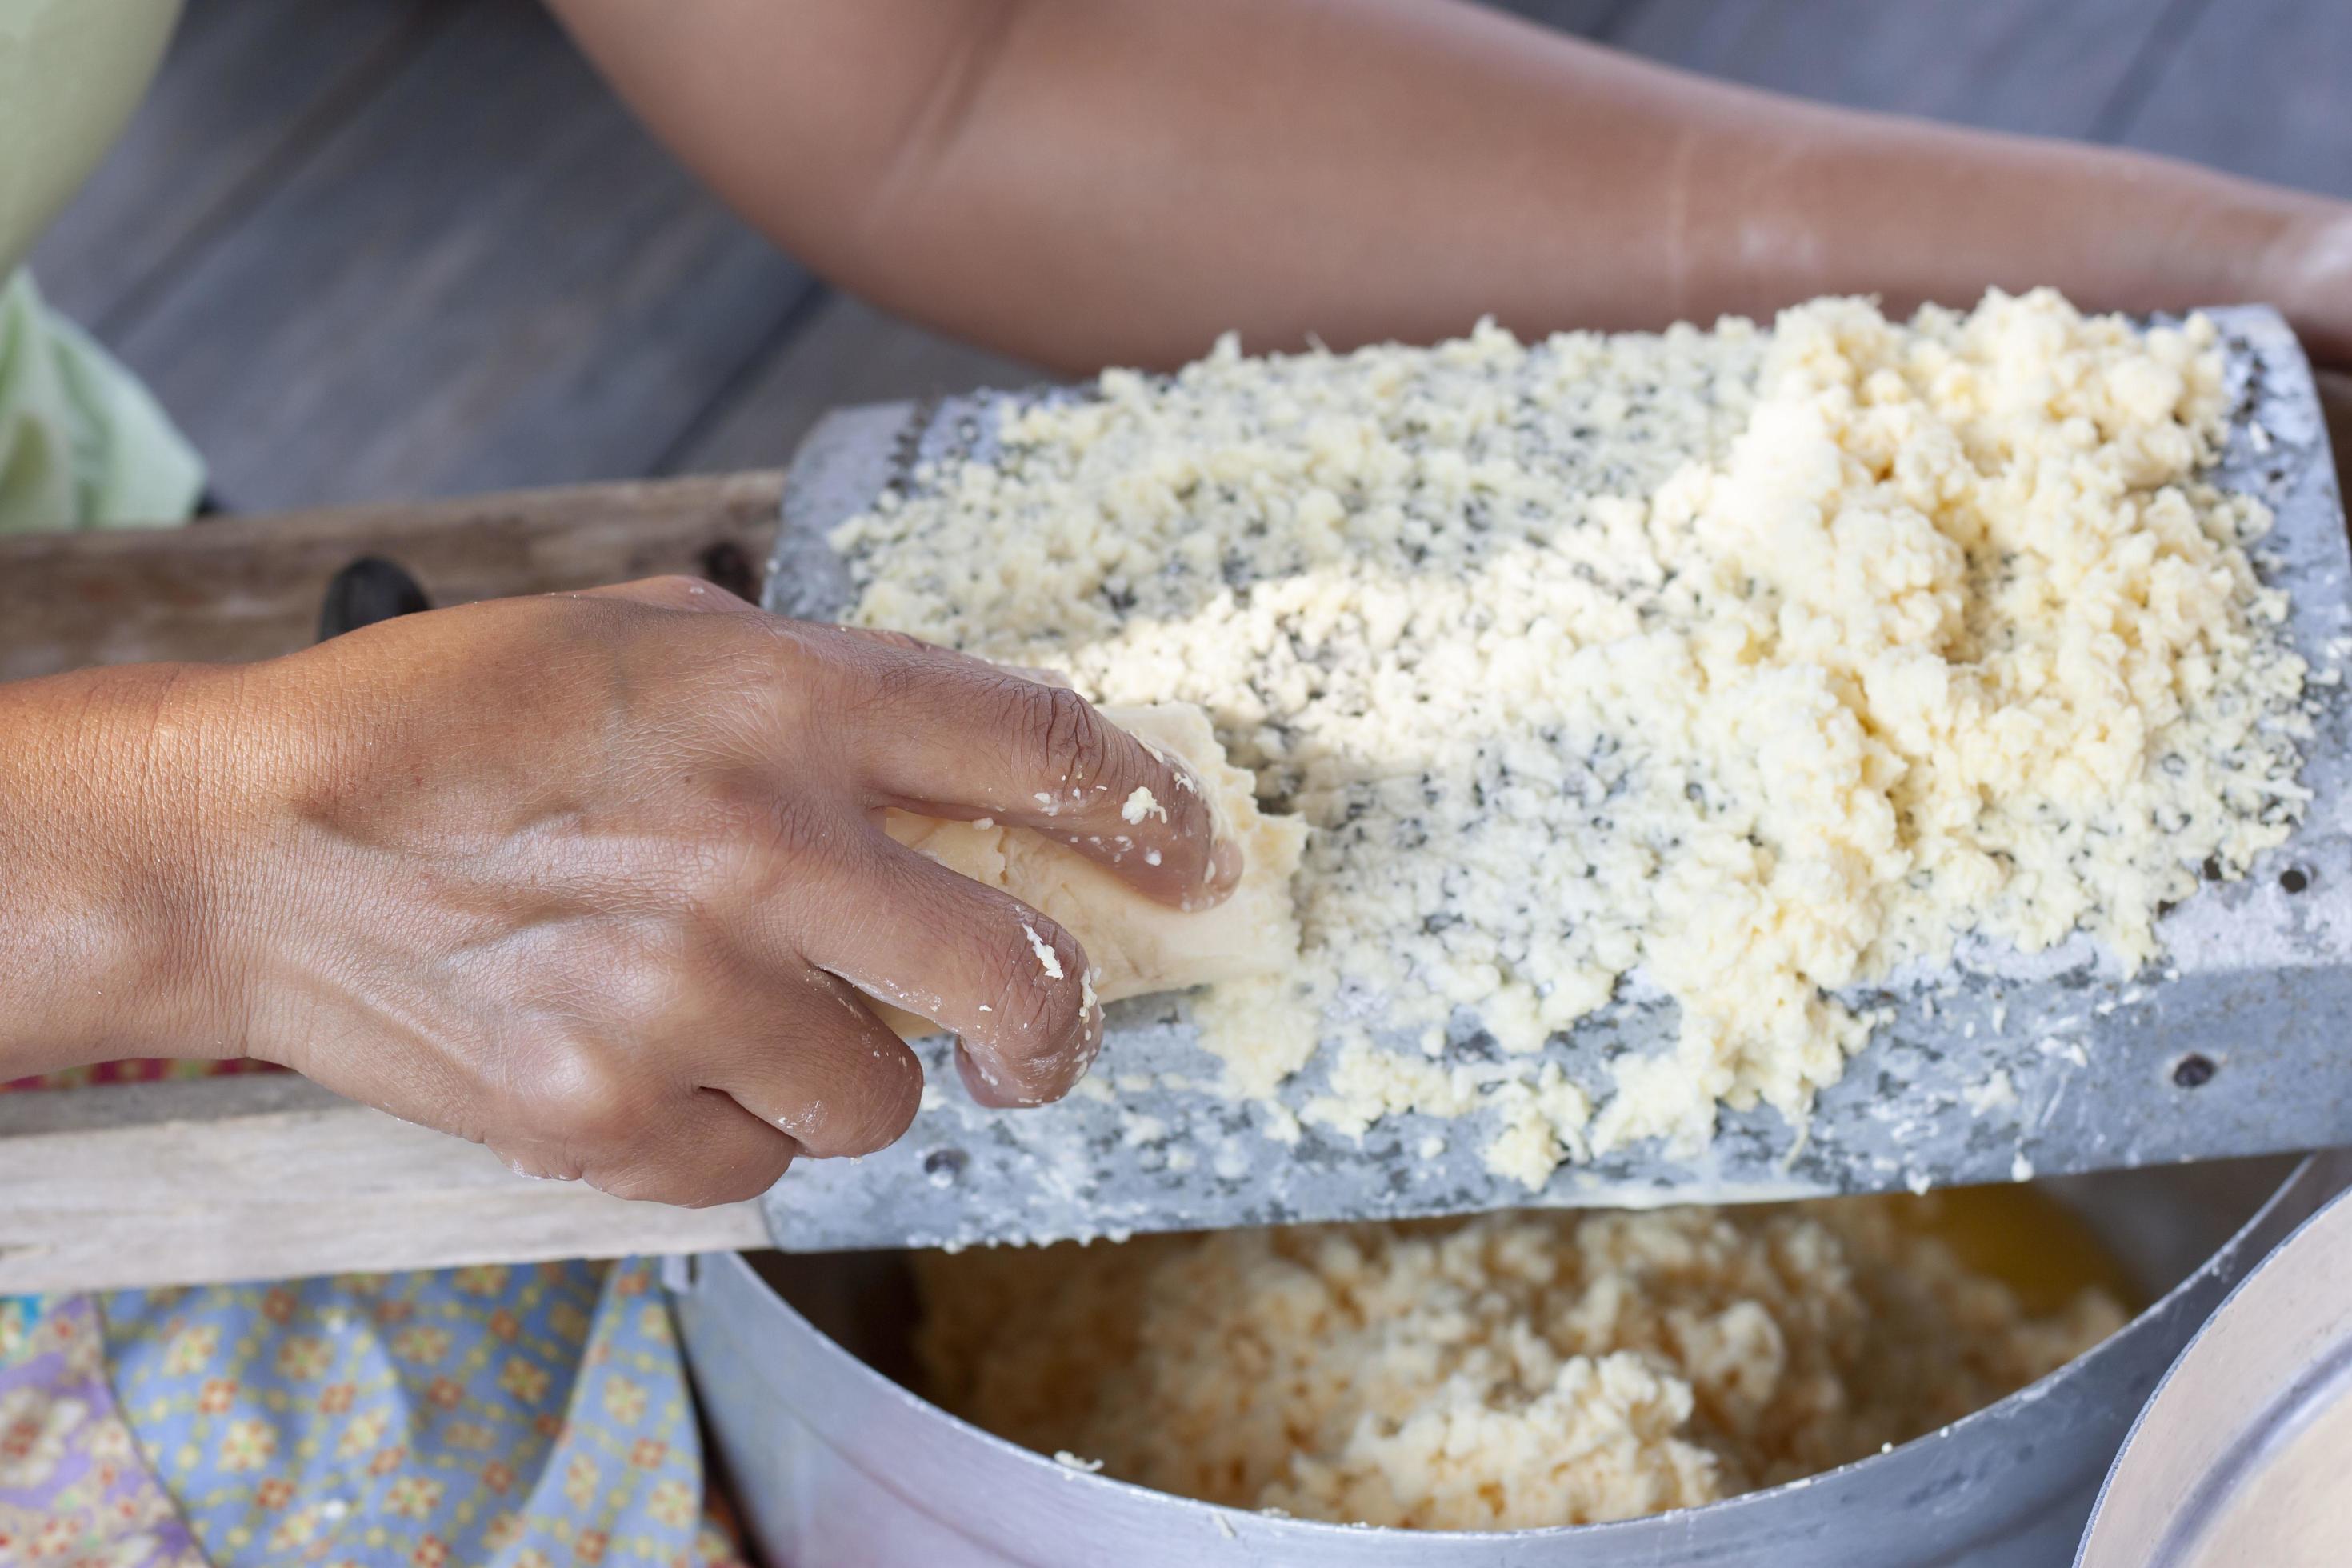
0, 662, 267, 1074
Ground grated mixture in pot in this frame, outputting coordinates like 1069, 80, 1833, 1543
914, 1191, 2129, 1530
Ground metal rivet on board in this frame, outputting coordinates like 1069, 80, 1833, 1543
2173, 1054, 2218, 1089
923, 1148, 970, 1186
2281, 867, 2310, 894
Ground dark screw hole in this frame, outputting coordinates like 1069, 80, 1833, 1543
2282, 867, 2310, 894
922, 1147, 969, 1183
318, 556, 431, 642
698, 540, 758, 603
2202, 856, 2223, 882
2173, 1054, 2217, 1089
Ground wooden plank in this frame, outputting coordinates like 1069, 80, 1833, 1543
27, 0, 458, 330
0, 470, 782, 682
674, 293, 1045, 476
1609, 0, 2178, 134
2114, 0, 2352, 197
0, 1075, 766, 1293
105, 0, 814, 514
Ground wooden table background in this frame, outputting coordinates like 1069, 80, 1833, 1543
6, 0, 2350, 1293
27, 0, 2352, 517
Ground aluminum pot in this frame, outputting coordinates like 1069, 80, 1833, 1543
670, 1157, 2347, 1567
2078, 1172, 2352, 1565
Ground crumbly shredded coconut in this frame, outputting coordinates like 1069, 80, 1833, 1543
836, 290, 2307, 1176
915, 1191, 2127, 1530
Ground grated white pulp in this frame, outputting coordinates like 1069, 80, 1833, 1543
834, 290, 2310, 1183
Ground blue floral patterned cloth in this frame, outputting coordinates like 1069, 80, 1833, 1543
94, 1259, 746, 1568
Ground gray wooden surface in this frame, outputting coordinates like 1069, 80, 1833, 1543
26, 0, 2348, 515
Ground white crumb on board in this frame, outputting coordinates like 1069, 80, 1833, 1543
2038, 1035, 2089, 1069
1962, 1070, 2018, 1116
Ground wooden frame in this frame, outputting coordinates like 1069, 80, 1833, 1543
0, 1074, 765, 1293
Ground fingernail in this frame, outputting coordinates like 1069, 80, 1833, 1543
1209, 838, 1244, 890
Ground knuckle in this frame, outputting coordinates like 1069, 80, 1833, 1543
487, 1138, 584, 1185
834, 1063, 922, 1156
662, 1154, 793, 1209
521, 1050, 654, 1157
683, 777, 848, 905
1013, 683, 1114, 792
759, 980, 925, 1159
582, 1162, 670, 1204
590, 1162, 728, 1208
847, 626, 930, 656
982, 925, 1092, 1100
798, 1036, 925, 1159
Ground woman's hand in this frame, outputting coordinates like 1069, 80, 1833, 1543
0, 578, 1237, 1206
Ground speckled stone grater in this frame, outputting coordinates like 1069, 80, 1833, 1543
752, 306, 2352, 1254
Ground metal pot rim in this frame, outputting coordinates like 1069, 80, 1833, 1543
2078, 1165, 2352, 1564
698, 1155, 2327, 1545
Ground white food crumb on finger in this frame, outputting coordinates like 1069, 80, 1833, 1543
1022, 921, 1066, 981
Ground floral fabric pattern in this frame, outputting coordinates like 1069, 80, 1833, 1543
100, 1260, 750, 1568
0, 1294, 206, 1566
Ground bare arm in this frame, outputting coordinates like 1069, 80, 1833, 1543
546, 0, 2352, 371
0, 666, 251, 1082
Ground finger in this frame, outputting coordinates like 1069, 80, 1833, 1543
786, 836, 1102, 1108
833, 625, 1072, 688
828, 638, 1239, 910
696, 966, 926, 1158
495, 1080, 801, 1210
583, 1090, 802, 1207
566, 574, 761, 614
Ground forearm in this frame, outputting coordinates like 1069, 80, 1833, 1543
550, 0, 2348, 370
0, 665, 250, 1078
